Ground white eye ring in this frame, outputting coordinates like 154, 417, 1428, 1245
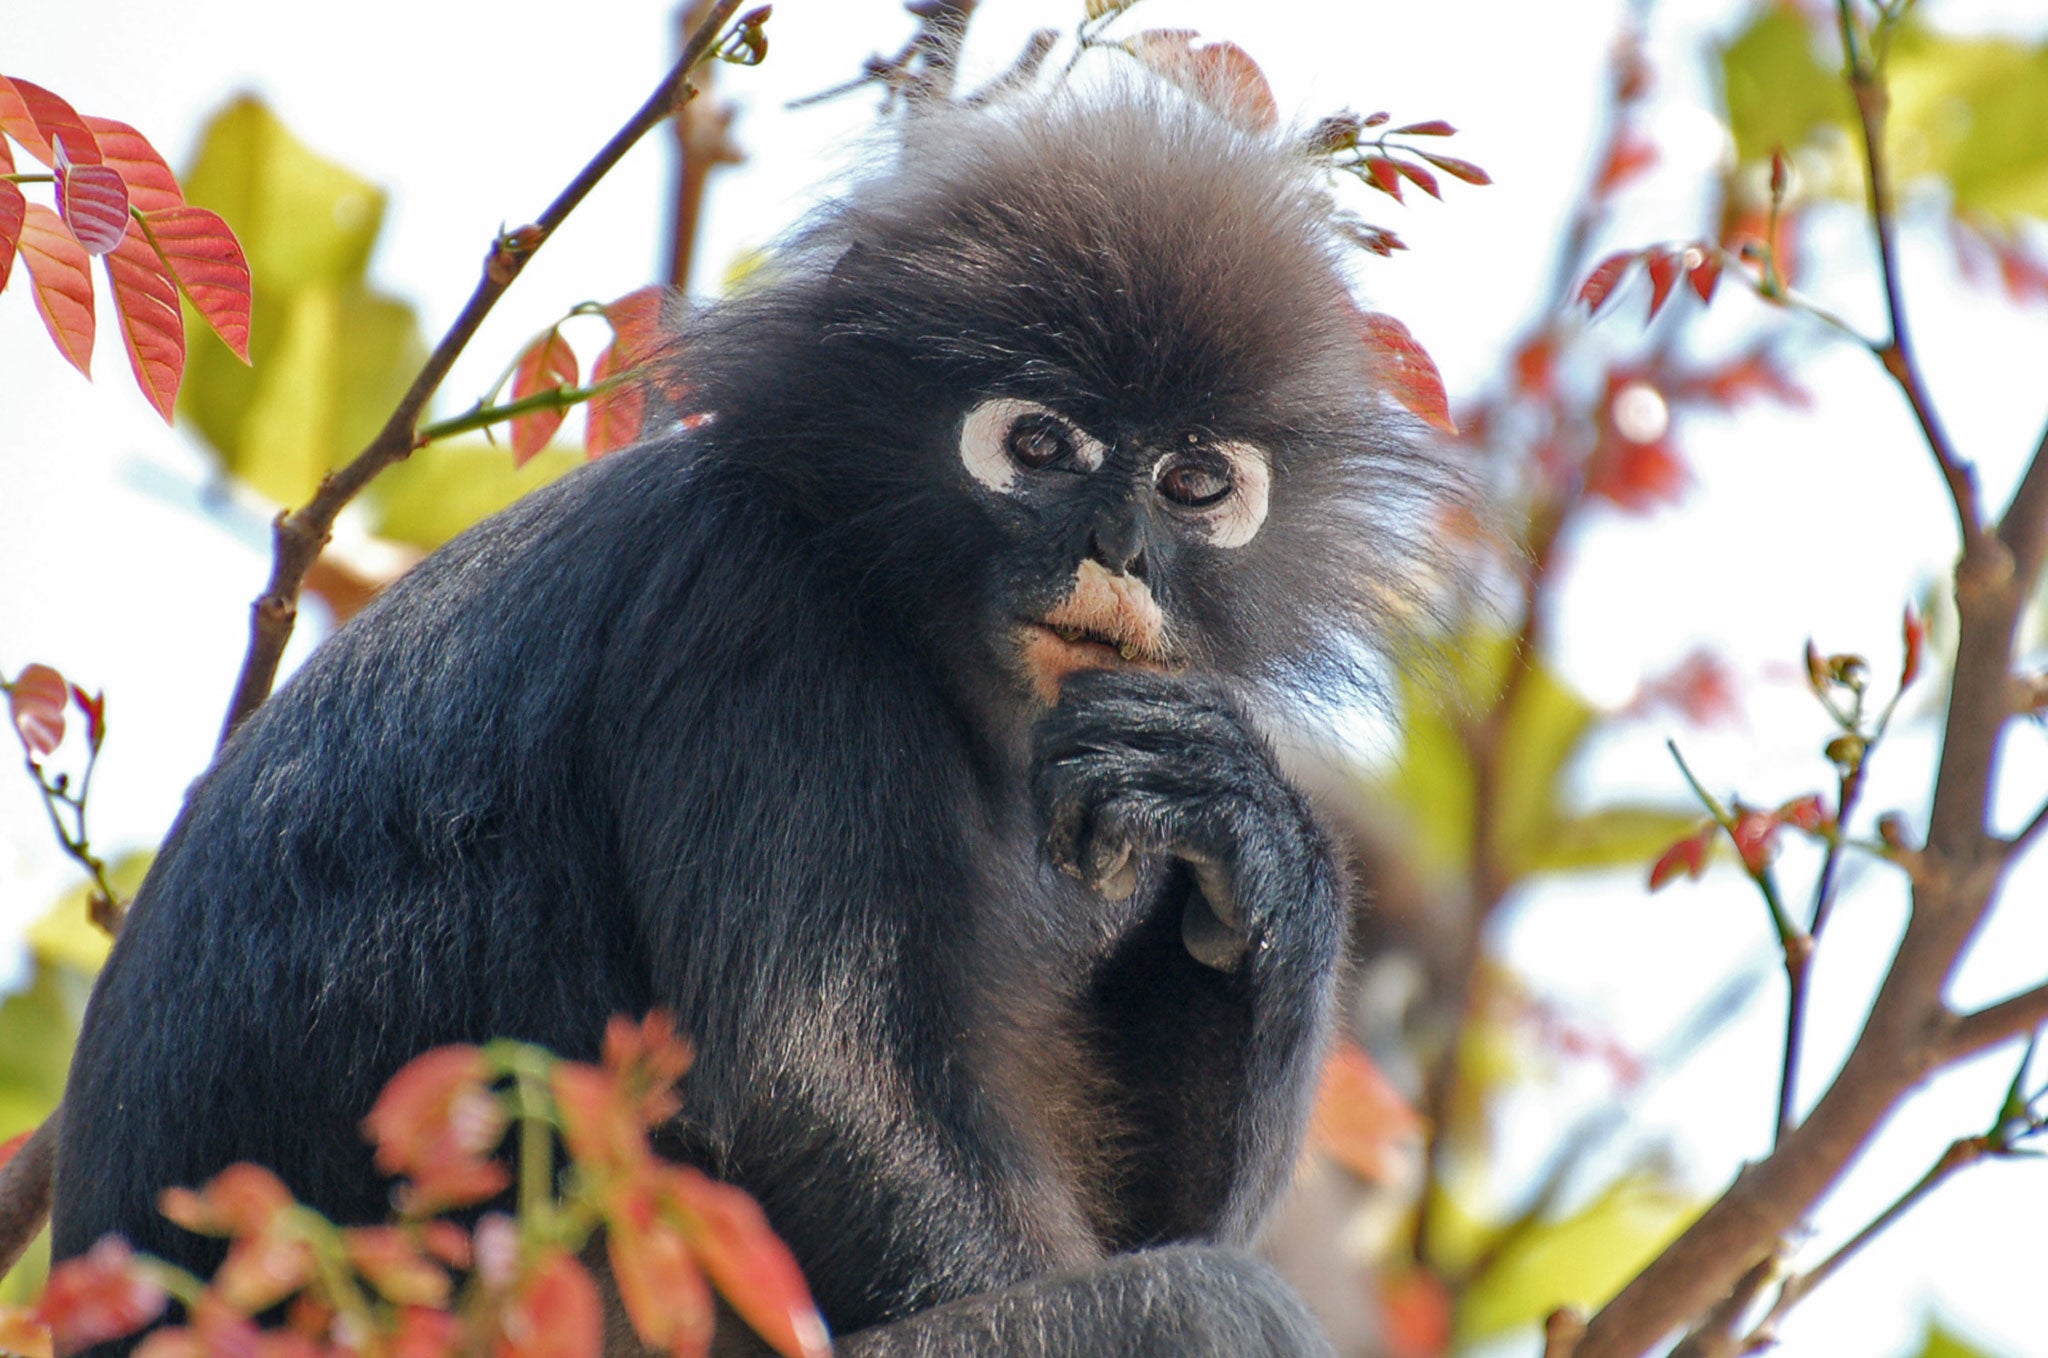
959, 399, 1104, 493
1172, 441, 1269, 549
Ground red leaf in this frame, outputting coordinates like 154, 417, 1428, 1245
585, 342, 649, 458
102, 223, 185, 422
1730, 808, 1779, 874
16, 203, 95, 375
0, 76, 101, 169
0, 1131, 28, 1173
158, 1164, 295, 1239
498, 1252, 602, 1358
1901, 605, 1926, 689
343, 1227, 452, 1308
1391, 118, 1456, 136
1392, 158, 1441, 200
1587, 434, 1686, 512
39, 1238, 166, 1354
1687, 247, 1722, 303
0, 130, 13, 174
1190, 42, 1279, 132
509, 328, 579, 466
0, 181, 24, 295
604, 1184, 714, 1358
361, 1046, 511, 1216
8, 662, 67, 758
1354, 310, 1457, 435
1648, 827, 1711, 890
1310, 1041, 1422, 1183
1415, 150, 1491, 186
1362, 156, 1403, 201
1644, 247, 1681, 320
54, 140, 130, 257
672, 1169, 830, 1358
1776, 794, 1828, 834
1377, 1269, 1454, 1358
1578, 250, 1636, 314
83, 117, 183, 214
1595, 132, 1657, 197
1122, 32, 1278, 132
141, 205, 252, 362
69, 684, 105, 751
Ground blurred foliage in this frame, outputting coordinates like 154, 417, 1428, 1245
1721, 5, 2048, 223
178, 96, 426, 508
1381, 632, 1698, 887
368, 443, 580, 552
0, 853, 142, 1305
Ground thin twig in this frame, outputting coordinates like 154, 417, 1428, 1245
215, 0, 752, 746
1836, 0, 1980, 546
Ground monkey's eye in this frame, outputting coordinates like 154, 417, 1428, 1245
1006, 414, 1077, 470
959, 399, 1105, 494
1154, 452, 1235, 508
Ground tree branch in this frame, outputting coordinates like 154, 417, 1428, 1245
215, 0, 752, 747
1941, 982, 2048, 1065
0, 1112, 57, 1277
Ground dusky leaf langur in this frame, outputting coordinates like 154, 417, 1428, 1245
54, 73, 1453, 1358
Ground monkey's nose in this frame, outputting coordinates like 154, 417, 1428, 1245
1086, 524, 1147, 579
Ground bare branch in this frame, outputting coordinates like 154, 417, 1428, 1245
215, 0, 752, 747
1835, 1, 1980, 546
1997, 416, 2048, 593
0, 1112, 57, 1276
1942, 982, 2048, 1065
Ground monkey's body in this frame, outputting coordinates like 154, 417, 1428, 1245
57, 87, 1444, 1355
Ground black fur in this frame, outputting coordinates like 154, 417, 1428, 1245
55, 86, 1450, 1356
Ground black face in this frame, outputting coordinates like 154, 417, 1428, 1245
949, 396, 1275, 707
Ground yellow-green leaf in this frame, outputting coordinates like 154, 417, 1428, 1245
1455, 1173, 1701, 1343
1720, 6, 1854, 174
1519, 805, 1708, 876
1910, 1318, 2005, 1358
27, 852, 150, 974
179, 95, 384, 292
202, 282, 423, 505
369, 441, 582, 551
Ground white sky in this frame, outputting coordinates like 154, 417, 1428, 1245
4, 2, 2048, 1355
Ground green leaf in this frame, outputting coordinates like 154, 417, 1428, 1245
1383, 631, 1691, 890
1719, 7, 2048, 225
27, 851, 150, 974
175, 96, 426, 506
179, 95, 384, 292
1520, 805, 1709, 875
191, 281, 424, 506
1455, 1173, 1701, 1343
1888, 29, 2048, 224
368, 441, 582, 551
0, 963, 85, 1143
1720, 5, 1855, 172
1910, 1318, 2005, 1358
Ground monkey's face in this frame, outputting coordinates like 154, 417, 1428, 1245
951, 395, 1274, 706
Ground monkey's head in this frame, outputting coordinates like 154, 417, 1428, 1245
675, 82, 1457, 730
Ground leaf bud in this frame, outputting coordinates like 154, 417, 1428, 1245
1900, 605, 1925, 689
1824, 734, 1865, 769
1307, 112, 1364, 156
1769, 148, 1789, 201
1804, 640, 1826, 693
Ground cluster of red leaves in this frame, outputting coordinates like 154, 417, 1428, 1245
503, 286, 685, 463
1580, 242, 1724, 324
1650, 793, 1830, 890
18, 1015, 827, 1358
1625, 648, 1743, 728
0, 73, 251, 420
5, 661, 102, 764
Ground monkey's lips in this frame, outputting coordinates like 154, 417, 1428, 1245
1018, 621, 1172, 703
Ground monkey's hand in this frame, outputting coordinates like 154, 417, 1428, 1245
1031, 669, 1335, 972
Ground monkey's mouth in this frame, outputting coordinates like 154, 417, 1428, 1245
1029, 621, 1156, 664
1017, 620, 1176, 704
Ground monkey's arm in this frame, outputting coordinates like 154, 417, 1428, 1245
1029, 669, 1348, 1246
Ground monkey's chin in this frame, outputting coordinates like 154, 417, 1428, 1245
1017, 623, 1170, 705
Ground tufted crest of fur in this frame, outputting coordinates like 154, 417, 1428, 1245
665, 79, 1464, 712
